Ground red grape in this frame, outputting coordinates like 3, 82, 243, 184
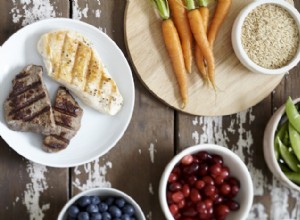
220, 183, 231, 195
169, 204, 178, 215
215, 204, 230, 219
226, 199, 240, 211
190, 188, 202, 202
181, 155, 194, 165
169, 182, 182, 192
172, 191, 184, 203
182, 184, 191, 198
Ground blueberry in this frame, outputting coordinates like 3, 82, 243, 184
122, 204, 135, 216
113, 218, 121, 220
121, 214, 131, 220
98, 202, 109, 212
87, 204, 99, 213
77, 212, 90, 220
77, 196, 91, 208
91, 196, 101, 205
91, 213, 102, 220
105, 197, 115, 205
67, 217, 76, 220
109, 205, 122, 218
67, 205, 80, 218
115, 198, 126, 208
102, 212, 112, 220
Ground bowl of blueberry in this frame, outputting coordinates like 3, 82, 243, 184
58, 187, 146, 220
159, 144, 253, 220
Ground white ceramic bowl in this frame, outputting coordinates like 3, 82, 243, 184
232, 0, 300, 75
159, 144, 253, 220
57, 187, 146, 220
263, 98, 300, 191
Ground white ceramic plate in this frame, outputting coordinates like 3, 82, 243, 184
0, 18, 135, 168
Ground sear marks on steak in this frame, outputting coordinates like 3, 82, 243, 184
4, 65, 55, 135
43, 87, 83, 152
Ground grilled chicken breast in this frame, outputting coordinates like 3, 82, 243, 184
4, 65, 55, 135
43, 87, 83, 152
37, 30, 123, 115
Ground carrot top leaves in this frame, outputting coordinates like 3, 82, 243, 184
152, 0, 170, 20
185, 0, 196, 10
198, 0, 210, 7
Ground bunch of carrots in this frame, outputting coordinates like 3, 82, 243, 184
152, 0, 231, 108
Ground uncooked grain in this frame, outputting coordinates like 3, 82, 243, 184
241, 4, 299, 69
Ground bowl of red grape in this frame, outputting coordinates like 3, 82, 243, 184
58, 187, 146, 220
159, 144, 253, 220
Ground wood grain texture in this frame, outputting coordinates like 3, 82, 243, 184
1, 0, 300, 219
175, 0, 300, 218
125, 0, 286, 116
70, 1, 174, 219
0, 1, 69, 219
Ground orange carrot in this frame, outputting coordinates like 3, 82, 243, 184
199, 6, 209, 31
195, 5, 210, 82
208, 0, 231, 47
153, 0, 188, 107
186, 0, 216, 89
162, 19, 188, 107
168, 0, 193, 74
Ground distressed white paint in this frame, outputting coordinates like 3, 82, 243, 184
148, 183, 154, 195
192, 108, 300, 219
95, 9, 101, 18
248, 203, 268, 220
146, 211, 152, 220
72, 0, 88, 20
192, 130, 199, 144
10, 0, 56, 26
73, 158, 112, 191
148, 142, 156, 163
23, 162, 50, 220
72, 0, 102, 20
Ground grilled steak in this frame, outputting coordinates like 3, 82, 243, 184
4, 65, 55, 135
43, 87, 83, 152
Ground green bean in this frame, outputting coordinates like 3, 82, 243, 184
283, 130, 290, 146
286, 97, 300, 133
274, 121, 288, 159
284, 172, 300, 185
277, 137, 300, 172
288, 123, 300, 161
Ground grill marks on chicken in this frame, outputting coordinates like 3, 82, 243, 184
4, 65, 55, 135
43, 87, 83, 152
38, 30, 123, 115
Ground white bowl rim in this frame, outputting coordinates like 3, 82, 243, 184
57, 187, 146, 220
232, 0, 300, 75
264, 98, 300, 191
159, 144, 254, 220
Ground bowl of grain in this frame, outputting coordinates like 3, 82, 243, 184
232, 0, 300, 75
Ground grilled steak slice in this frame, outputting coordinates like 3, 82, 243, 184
43, 87, 83, 152
3, 65, 55, 135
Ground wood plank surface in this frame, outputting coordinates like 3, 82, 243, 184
70, 1, 174, 219
175, 1, 300, 218
0, 1, 69, 220
1, 0, 300, 219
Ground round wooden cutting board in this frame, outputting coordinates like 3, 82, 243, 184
125, 0, 291, 116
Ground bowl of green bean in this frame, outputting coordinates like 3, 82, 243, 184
263, 97, 300, 191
